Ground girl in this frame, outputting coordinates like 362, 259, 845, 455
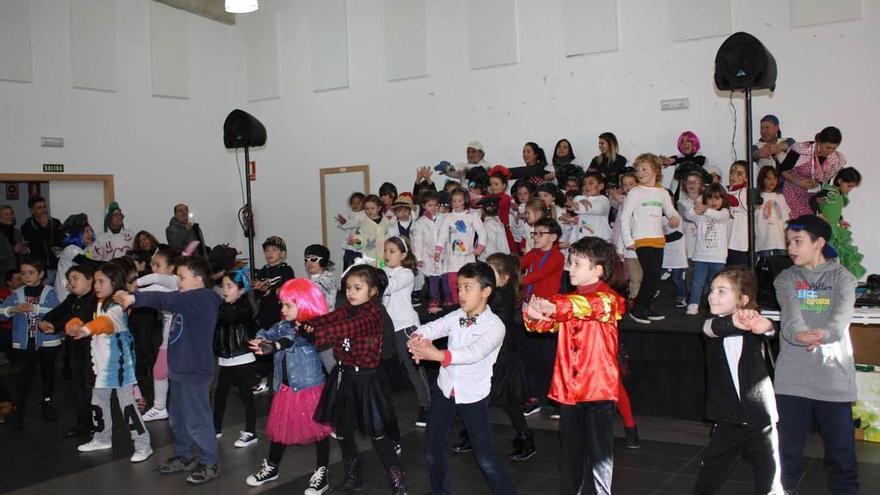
335, 192, 367, 272
726, 160, 751, 267
378, 182, 399, 221
611, 172, 642, 301
571, 172, 612, 242
212, 268, 258, 448
755, 166, 789, 258
619, 154, 681, 324
383, 237, 431, 427
245, 279, 333, 493
778, 126, 846, 217
478, 197, 510, 261
452, 253, 536, 461
413, 191, 444, 314
352, 194, 388, 266
684, 184, 731, 315
306, 265, 406, 494
487, 165, 516, 251
678, 170, 705, 262
520, 197, 548, 255
696, 266, 780, 494
66, 263, 152, 463
434, 189, 486, 307
140, 247, 180, 422
588, 132, 628, 181
56, 214, 96, 300
662, 131, 706, 194
511, 180, 536, 254
811, 167, 865, 278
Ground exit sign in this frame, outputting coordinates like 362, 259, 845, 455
43, 163, 64, 173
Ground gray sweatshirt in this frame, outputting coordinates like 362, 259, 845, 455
773, 260, 857, 402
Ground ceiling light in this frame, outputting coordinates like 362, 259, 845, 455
225, 0, 258, 14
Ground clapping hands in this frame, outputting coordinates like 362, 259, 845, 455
407, 333, 443, 364
730, 309, 773, 335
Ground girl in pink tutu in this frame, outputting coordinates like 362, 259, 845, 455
245, 278, 333, 494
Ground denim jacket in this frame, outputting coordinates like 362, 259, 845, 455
0, 285, 60, 350
256, 320, 324, 392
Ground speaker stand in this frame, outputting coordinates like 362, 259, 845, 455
244, 145, 256, 281
744, 87, 757, 268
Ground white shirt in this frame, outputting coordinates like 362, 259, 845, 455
415, 307, 505, 404
678, 195, 700, 259
728, 187, 750, 252
412, 214, 441, 276
662, 218, 688, 270
619, 185, 680, 248
571, 195, 611, 242
382, 266, 420, 331
684, 207, 731, 263
755, 192, 789, 252
478, 217, 509, 261
93, 229, 134, 261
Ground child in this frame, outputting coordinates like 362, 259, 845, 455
520, 197, 548, 254
335, 192, 367, 271
773, 215, 859, 494
212, 268, 258, 448
755, 166, 790, 258
520, 218, 564, 417
385, 194, 416, 239
351, 195, 388, 265
487, 165, 516, 251
610, 172, 642, 300
140, 247, 180, 421
304, 244, 337, 312
619, 154, 682, 323
678, 170, 705, 262
408, 262, 518, 495
726, 160, 752, 267
571, 172, 612, 242
41, 264, 97, 438
254, 236, 296, 393
435, 189, 486, 307
66, 263, 152, 462
0, 257, 60, 428
696, 266, 781, 494
116, 256, 223, 484
510, 180, 536, 254
245, 279, 334, 493
478, 197, 510, 261
55, 214, 95, 301
383, 236, 431, 427
412, 191, 444, 314
378, 182, 399, 221
810, 167, 865, 279
524, 237, 625, 495
451, 254, 536, 461
662, 211, 688, 308
684, 184, 731, 315
305, 265, 406, 494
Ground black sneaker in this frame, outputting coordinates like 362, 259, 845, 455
625, 426, 640, 449
186, 463, 219, 485
451, 437, 472, 454
414, 407, 428, 428
645, 308, 665, 321
521, 399, 541, 417
509, 433, 536, 462
158, 456, 197, 474
246, 459, 279, 487
629, 308, 652, 324
305, 466, 329, 494
674, 296, 687, 308
41, 399, 57, 422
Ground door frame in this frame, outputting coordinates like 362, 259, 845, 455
0, 173, 115, 208
319, 165, 370, 246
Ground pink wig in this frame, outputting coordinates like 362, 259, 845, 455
677, 131, 701, 154
278, 278, 328, 322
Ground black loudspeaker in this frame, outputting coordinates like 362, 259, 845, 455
714, 32, 777, 91
756, 255, 793, 309
223, 109, 267, 149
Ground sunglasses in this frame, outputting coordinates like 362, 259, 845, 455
304, 256, 323, 264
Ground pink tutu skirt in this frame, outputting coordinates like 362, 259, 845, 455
266, 384, 333, 445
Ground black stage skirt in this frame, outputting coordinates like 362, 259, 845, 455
314, 365, 399, 439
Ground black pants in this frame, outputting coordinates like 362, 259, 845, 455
213, 363, 257, 433
559, 401, 615, 495
14, 347, 58, 416
69, 341, 95, 429
129, 319, 160, 405
694, 423, 781, 494
523, 333, 557, 404
634, 247, 663, 311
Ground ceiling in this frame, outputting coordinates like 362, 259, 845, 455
154, 0, 236, 25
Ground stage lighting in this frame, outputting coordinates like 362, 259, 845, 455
714, 32, 777, 91
223, 109, 266, 149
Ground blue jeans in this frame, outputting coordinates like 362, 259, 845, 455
689, 261, 724, 306
776, 395, 858, 494
169, 379, 218, 466
670, 268, 687, 299
425, 390, 517, 495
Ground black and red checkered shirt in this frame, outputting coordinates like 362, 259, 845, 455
310, 300, 384, 369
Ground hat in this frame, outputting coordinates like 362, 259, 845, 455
304, 244, 331, 263
262, 235, 287, 252
392, 193, 415, 209
107, 202, 121, 215
62, 213, 89, 235
467, 140, 484, 152
761, 114, 780, 126
786, 215, 838, 259
704, 165, 723, 178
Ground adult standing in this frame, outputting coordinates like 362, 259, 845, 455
19, 196, 63, 285
523, 142, 550, 186
777, 127, 846, 218
165, 203, 206, 252
93, 202, 134, 261
752, 114, 795, 179
0, 205, 28, 275
551, 138, 585, 174
439, 140, 491, 182
587, 132, 628, 183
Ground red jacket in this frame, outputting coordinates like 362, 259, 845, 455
520, 246, 564, 301
523, 281, 624, 405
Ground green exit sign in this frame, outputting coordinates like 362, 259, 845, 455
43, 163, 64, 173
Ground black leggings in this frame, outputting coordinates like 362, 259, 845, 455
338, 433, 400, 469
213, 363, 256, 433
634, 247, 663, 311
268, 436, 331, 469
14, 348, 58, 416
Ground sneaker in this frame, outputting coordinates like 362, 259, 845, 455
393, 441, 403, 456
509, 433, 536, 462
158, 456, 197, 474
253, 377, 269, 394
653, 289, 661, 299
675, 296, 687, 308
41, 398, 57, 422
625, 426, 640, 449
304, 466, 329, 495
246, 459, 279, 487
549, 411, 560, 420
522, 399, 541, 417
629, 308, 652, 325
414, 407, 428, 428
131, 446, 153, 463
216, 431, 223, 439
660, 270, 671, 281
186, 463, 220, 485
451, 436, 472, 454
142, 406, 168, 422
686, 304, 699, 316
77, 439, 113, 452
234, 431, 258, 448
645, 308, 665, 321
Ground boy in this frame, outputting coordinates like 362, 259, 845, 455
413, 191, 444, 313
253, 236, 295, 392
115, 256, 223, 485
520, 217, 564, 417
40, 264, 98, 437
0, 257, 60, 429
335, 192, 368, 271
524, 237, 625, 495
408, 262, 517, 495
773, 215, 859, 494
385, 193, 415, 239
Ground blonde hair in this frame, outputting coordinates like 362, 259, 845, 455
634, 153, 663, 184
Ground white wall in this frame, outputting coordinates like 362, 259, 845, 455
1, 0, 878, 275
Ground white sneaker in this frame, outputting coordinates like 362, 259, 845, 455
686, 304, 699, 315
78, 439, 113, 452
304, 466, 329, 495
246, 459, 279, 487
142, 406, 168, 422
131, 446, 153, 463
234, 431, 258, 448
